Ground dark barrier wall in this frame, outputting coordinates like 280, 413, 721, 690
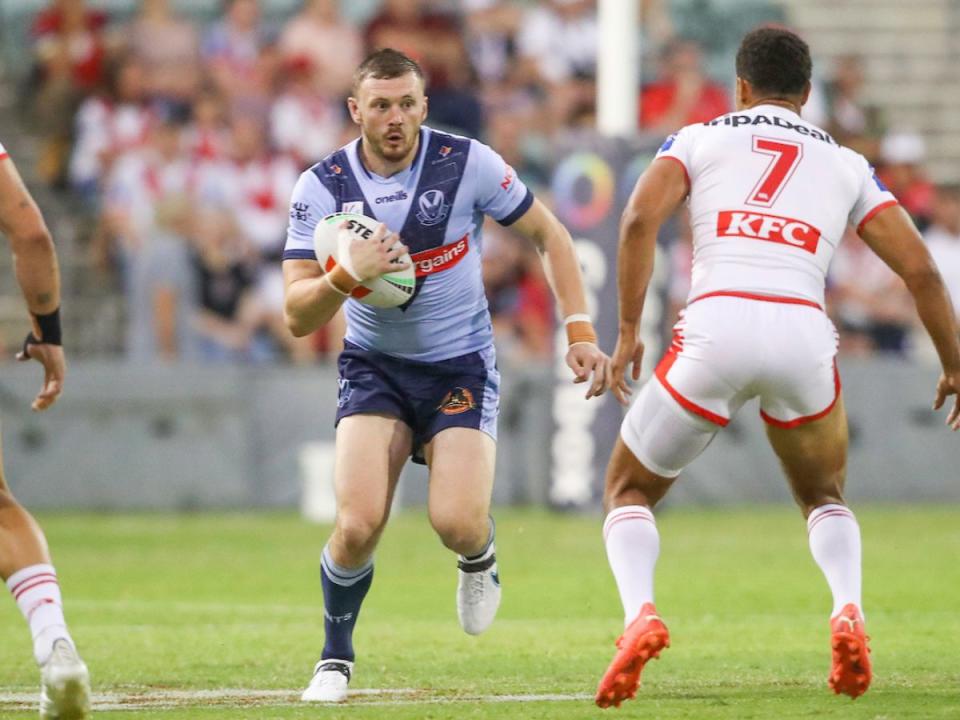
0, 359, 956, 510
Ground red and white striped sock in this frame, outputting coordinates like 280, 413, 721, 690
807, 504, 862, 618
603, 505, 660, 626
5, 563, 73, 665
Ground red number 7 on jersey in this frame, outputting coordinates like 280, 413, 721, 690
746, 137, 803, 208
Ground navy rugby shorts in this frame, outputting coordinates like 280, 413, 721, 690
335, 341, 500, 464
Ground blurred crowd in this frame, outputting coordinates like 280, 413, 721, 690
19, 0, 959, 364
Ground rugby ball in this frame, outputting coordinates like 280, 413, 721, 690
313, 212, 415, 308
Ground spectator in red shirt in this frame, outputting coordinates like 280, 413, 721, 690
30, 0, 111, 185
639, 38, 730, 133
877, 131, 935, 231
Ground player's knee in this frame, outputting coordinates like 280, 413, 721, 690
430, 511, 486, 554
334, 513, 385, 557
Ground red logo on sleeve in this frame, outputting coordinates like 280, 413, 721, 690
717, 211, 821, 254
500, 165, 515, 190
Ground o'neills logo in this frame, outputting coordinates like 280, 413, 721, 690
410, 234, 470, 277
717, 210, 821, 254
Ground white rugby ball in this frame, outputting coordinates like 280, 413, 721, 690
313, 212, 415, 308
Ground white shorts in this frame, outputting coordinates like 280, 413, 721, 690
621, 292, 840, 477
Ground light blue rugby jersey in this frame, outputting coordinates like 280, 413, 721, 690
284, 126, 534, 362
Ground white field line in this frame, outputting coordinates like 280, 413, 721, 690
0, 687, 592, 710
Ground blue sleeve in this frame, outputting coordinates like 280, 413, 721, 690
470, 140, 534, 226
283, 170, 336, 262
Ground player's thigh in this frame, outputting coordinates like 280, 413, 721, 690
611, 379, 720, 508
334, 413, 412, 527
765, 394, 848, 513
424, 427, 496, 528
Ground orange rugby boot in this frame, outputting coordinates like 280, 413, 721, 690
595, 603, 670, 708
828, 603, 872, 699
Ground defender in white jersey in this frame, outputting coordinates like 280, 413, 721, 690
282, 50, 609, 702
595, 28, 960, 708
0, 142, 90, 718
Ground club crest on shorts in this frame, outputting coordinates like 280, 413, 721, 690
416, 189, 450, 226
337, 378, 353, 408
438, 387, 476, 415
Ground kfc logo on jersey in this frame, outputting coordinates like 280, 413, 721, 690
717, 211, 821, 254
415, 189, 450, 226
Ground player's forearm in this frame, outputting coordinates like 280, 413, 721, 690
12, 227, 61, 315
284, 276, 348, 337
538, 228, 590, 319
905, 269, 960, 372
617, 212, 656, 333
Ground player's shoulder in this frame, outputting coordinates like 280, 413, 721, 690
305, 138, 357, 182
419, 125, 477, 162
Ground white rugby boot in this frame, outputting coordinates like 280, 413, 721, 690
39, 638, 91, 719
301, 659, 353, 703
457, 544, 501, 635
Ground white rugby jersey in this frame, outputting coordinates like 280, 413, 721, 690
657, 104, 897, 306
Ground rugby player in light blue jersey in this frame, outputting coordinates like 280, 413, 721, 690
283, 49, 609, 702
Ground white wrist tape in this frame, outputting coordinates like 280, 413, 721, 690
564, 313, 592, 326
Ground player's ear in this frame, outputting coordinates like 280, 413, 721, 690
421, 95, 429, 123
734, 77, 749, 110
347, 96, 362, 125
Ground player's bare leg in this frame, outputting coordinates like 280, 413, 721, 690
425, 428, 499, 635
302, 413, 411, 703
0, 443, 90, 719
766, 396, 871, 699
595, 438, 676, 708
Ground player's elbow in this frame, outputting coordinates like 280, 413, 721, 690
620, 206, 655, 241
10, 226, 54, 255
285, 312, 311, 338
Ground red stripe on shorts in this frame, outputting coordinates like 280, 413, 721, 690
760, 362, 841, 429
655, 349, 729, 427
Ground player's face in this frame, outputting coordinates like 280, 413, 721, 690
349, 73, 428, 164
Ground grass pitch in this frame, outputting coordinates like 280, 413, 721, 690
1, 507, 958, 718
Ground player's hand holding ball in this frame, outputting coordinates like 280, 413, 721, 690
339, 221, 410, 281
608, 327, 645, 406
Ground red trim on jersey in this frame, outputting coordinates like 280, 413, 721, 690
654, 347, 730, 427
760, 362, 841, 429
655, 156, 690, 192
689, 290, 823, 311
856, 200, 899, 234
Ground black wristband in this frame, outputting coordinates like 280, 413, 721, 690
32, 307, 62, 346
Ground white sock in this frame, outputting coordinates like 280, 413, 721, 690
807, 504, 862, 618
603, 505, 660, 626
5, 564, 74, 665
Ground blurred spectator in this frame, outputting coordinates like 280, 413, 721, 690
923, 184, 960, 314
639, 38, 730, 133
364, 0, 483, 136
183, 89, 230, 163
278, 0, 363, 97
210, 116, 311, 361
69, 55, 155, 203
484, 107, 550, 192
201, 0, 268, 104
820, 55, 884, 162
877, 131, 935, 231
189, 208, 268, 362
516, 0, 598, 132
827, 228, 914, 355
463, 0, 522, 86
483, 221, 553, 360
30, 0, 111, 185
127, 0, 201, 115
270, 57, 343, 167
100, 117, 199, 361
